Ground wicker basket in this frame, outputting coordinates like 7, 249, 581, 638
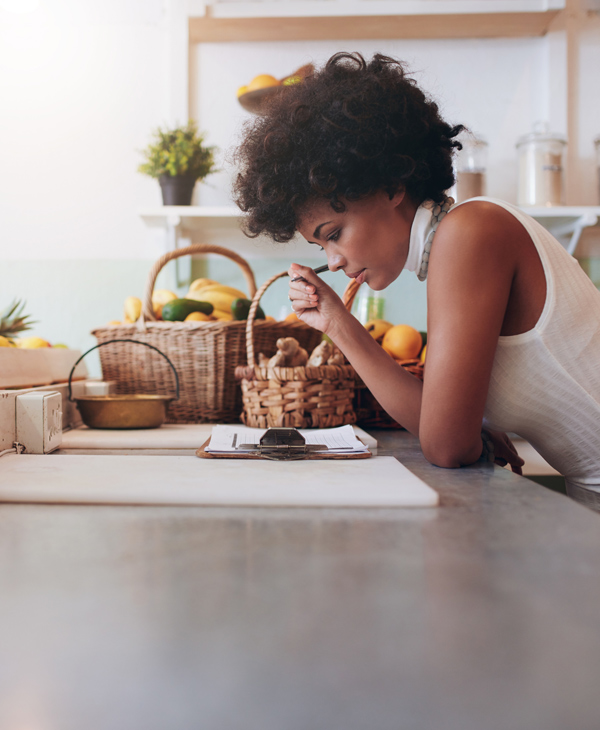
235, 271, 356, 429
91, 244, 323, 424
342, 279, 425, 429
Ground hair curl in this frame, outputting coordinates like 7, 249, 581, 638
233, 52, 464, 242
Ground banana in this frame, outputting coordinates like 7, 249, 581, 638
211, 309, 234, 321
152, 289, 177, 319
124, 296, 142, 323
186, 289, 237, 313
193, 284, 248, 300
188, 278, 219, 293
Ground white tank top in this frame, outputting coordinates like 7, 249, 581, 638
452, 198, 600, 491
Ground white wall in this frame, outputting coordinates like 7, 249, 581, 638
1, 1, 599, 364
195, 35, 559, 208
0, 0, 170, 262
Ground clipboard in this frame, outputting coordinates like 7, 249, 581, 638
196, 427, 372, 461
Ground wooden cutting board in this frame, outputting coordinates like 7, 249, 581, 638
0, 454, 438, 507
59, 424, 378, 454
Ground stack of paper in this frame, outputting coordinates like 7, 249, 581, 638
205, 424, 370, 455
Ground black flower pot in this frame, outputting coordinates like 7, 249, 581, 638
159, 173, 197, 206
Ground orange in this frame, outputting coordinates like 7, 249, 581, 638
382, 325, 422, 360
247, 74, 280, 92
236, 85, 248, 98
284, 312, 300, 322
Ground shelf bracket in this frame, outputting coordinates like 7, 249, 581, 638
547, 212, 599, 256
165, 214, 191, 289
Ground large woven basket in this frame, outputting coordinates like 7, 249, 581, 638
91, 244, 323, 424
235, 271, 357, 429
342, 279, 425, 429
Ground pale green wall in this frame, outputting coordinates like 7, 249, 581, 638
3, 258, 428, 378
5, 244, 599, 381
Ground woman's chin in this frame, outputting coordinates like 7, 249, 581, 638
363, 275, 386, 291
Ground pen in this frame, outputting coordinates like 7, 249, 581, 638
290, 264, 330, 283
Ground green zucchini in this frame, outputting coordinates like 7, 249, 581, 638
231, 298, 265, 321
161, 298, 213, 322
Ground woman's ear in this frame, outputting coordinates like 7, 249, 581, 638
390, 188, 406, 207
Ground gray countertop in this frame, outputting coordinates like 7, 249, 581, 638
0, 430, 599, 730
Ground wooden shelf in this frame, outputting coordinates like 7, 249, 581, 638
139, 206, 315, 260
140, 206, 242, 237
190, 1, 564, 42
140, 204, 600, 256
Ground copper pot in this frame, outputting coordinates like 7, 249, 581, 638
68, 339, 179, 429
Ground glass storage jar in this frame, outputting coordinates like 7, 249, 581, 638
456, 134, 488, 203
517, 122, 567, 207
353, 286, 384, 324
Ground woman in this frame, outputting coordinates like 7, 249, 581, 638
233, 52, 600, 504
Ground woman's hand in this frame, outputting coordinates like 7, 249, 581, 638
484, 429, 525, 474
287, 264, 349, 337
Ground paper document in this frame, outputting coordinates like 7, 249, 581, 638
205, 424, 370, 454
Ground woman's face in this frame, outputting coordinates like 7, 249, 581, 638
297, 190, 415, 290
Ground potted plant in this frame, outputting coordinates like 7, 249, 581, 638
138, 120, 217, 205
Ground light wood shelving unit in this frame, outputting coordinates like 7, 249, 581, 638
146, 0, 598, 261
140, 205, 600, 257
191, 1, 567, 39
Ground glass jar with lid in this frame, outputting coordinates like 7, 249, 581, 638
517, 122, 567, 207
455, 133, 488, 203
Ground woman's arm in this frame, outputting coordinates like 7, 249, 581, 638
287, 266, 425, 435
289, 202, 526, 469
419, 202, 517, 467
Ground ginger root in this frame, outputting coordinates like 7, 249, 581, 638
327, 350, 346, 366
308, 340, 347, 366
308, 340, 333, 367
268, 337, 308, 368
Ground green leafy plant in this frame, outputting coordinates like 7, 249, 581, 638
138, 121, 217, 180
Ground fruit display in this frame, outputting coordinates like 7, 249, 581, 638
15, 336, 52, 349
237, 64, 313, 114
355, 320, 426, 429
114, 278, 270, 325
0, 299, 65, 349
364, 319, 427, 367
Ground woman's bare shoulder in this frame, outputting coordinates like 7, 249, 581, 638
438, 199, 524, 243
428, 199, 521, 288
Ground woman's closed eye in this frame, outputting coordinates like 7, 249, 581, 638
327, 230, 340, 242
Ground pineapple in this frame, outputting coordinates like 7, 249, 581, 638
0, 300, 37, 343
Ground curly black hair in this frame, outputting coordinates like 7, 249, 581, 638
233, 52, 464, 243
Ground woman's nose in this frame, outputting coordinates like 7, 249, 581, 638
327, 253, 345, 272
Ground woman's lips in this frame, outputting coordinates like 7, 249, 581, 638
351, 269, 366, 285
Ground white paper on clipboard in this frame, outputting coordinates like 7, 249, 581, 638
205, 424, 370, 455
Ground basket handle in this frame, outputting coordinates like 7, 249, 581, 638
67, 339, 180, 402
342, 278, 361, 311
245, 269, 357, 367
142, 243, 258, 321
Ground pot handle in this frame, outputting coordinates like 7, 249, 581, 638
67, 339, 180, 402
